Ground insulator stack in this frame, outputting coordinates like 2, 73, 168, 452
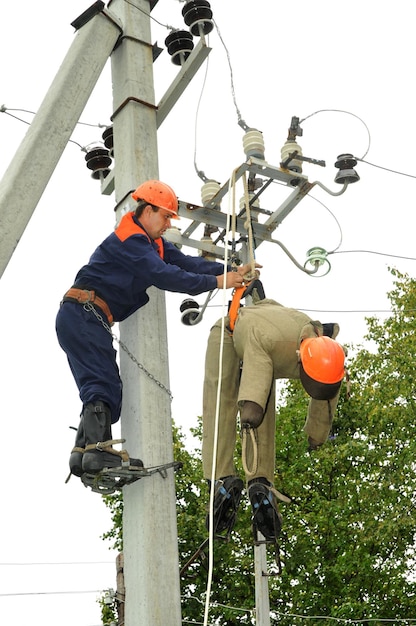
281, 140, 303, 173
243, 129, 265, 160
201, 181, 220, 237
165, 30, 194, 66
199, 236, 216, 261
334, 153, 360, 184
85, 147, 112, 179
239, 193, 260, 214
182, 0, 214, 37
102, 126, 114, 158
201, 180, 221, 206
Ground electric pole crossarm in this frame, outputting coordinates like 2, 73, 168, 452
201, 157, 310, 211
177, 201, 273, 241
156, 38, 212, 127
165, 226, 227, 258
0, 8, 122, 280
264, 180, 315, 230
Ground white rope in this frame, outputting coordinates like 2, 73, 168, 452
203, 168, 238, 626
241, 427, 258, 478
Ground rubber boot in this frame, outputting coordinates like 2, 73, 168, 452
248, 477, 283, 542
68, 414, 85, 478
205, 475, 244, 535
81, 401, 144, 474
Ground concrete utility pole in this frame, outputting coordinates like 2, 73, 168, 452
0, 8, 122, 279
106, 0, 182, 623
254, 532, 271, 626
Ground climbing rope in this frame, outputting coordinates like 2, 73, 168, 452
241, 425, 258, 477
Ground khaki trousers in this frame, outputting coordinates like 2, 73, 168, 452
202, 300, 340, 484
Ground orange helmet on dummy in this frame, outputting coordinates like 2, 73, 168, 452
132, 180, 179, 219
299, 336, 345, 400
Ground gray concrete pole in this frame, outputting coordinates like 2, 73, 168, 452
0, 10, 122, 279
254, 532, 271, 626
107, 1, 182, 624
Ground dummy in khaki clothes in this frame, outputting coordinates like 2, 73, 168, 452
202, 297, 346, 541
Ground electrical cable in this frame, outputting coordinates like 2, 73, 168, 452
0, 589, 104, 596
356, 156, 416, 179
212, 18, 249, 131
193, 37, 211, 183
330, 249, 416, 261
299, 108, 371, 160
0, 105, 103, 150
0, 560, 113, 565
182, 593, 416, 624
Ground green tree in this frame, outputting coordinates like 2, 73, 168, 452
101, 268, 416, 624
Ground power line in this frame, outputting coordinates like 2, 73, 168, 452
0, 561, 113, 565
0, 589, 104, 597
0, 561, 113, 566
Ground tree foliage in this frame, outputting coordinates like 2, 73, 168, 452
101, 268, 416, 624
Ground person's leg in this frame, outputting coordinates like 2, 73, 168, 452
202, 319, 241, 480
202, 318, 243, 534
57, 303, 142, 475
241, 383, 282, 542
56, 302, 122, 421
241, 382, 276, 484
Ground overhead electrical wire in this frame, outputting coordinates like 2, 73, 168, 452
300, 108, 371, 160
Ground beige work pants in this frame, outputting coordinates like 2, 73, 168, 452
202, 301, 339, 485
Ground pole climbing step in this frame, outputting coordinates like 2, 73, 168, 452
81, 460, 183, 494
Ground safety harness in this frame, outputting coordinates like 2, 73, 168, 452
227, 277, 265, 333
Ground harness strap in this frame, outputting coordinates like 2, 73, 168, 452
62, 288, 114, 326
227, 285, 246, 332
84, 439, 130, 463
227, 277, 265, 333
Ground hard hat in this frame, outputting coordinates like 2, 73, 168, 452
299, 336, 345, 400
132, 180, 179, 219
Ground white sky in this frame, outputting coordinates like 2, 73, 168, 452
1, 1, 415, 625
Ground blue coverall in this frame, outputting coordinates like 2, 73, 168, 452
56, 211, 226, 422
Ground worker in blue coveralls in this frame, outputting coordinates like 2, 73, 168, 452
56, 179, 259, 480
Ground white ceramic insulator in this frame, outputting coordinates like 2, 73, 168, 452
201, 180, 221, 206
199, 236, 216, 261
243, 129, 265, 159
281, 140, 303, 172
239, 194, 260, 212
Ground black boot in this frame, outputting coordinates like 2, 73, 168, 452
248, 477, 283, 542
205, 475, 244, 535
81, 401, 144, 474
68, 414, 85, 478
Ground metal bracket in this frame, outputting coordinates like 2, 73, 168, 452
164, 156, 316, 260
81, 460, 182, 494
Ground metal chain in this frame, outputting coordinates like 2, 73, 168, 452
83, 302, 173, 401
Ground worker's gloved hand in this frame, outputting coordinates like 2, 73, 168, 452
240, 401, 264, 429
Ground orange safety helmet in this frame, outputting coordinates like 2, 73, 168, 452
299, 336, 345, 400
132, 180, 179, 219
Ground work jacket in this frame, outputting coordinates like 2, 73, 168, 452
73, 211, 224, 322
